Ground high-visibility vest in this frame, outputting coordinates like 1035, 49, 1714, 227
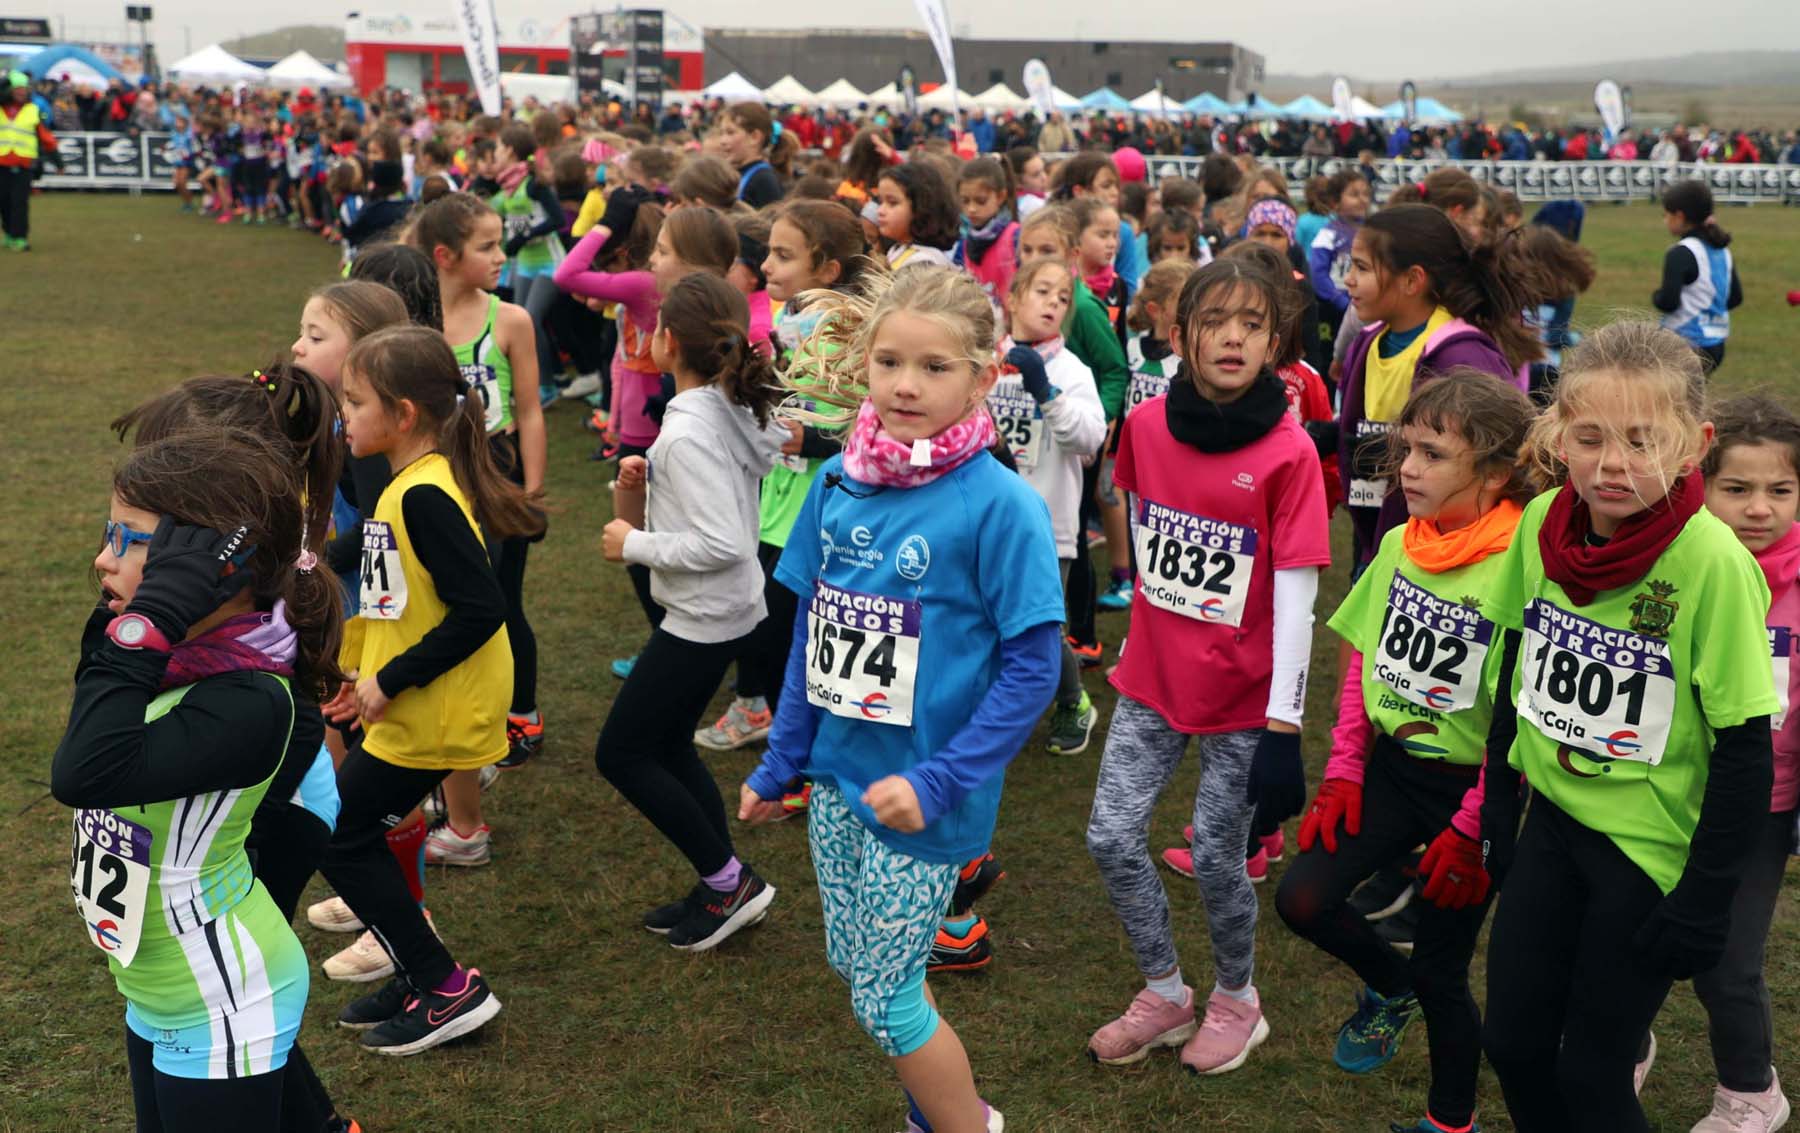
0, 102, 41, 160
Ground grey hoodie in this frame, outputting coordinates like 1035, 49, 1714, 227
622, 385, 788, 643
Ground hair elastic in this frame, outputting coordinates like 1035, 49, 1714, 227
251, 368, 278, 393
770, 120, 783, 144
1415, 181, 1428, 196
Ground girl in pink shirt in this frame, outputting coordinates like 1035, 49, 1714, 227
1688, 395, 1800, 1125
1085, 255, 1329, 1078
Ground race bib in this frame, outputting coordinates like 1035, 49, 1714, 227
70, 809, 153, 967
1349, 420, 1390, 509
1518, 599, 1676, 765
806, 582, 921, 726
1348, 478, 1387, 509
461, 361, 504, 433
1126, 367, 1171, 413
778, 452, 811, 474
502, 211, 533, 244
1374, 574, 1494, 714
358, 520, 408, 621
989, 379, 1043, 470
1772, 626, 1791, 730
1134, 499, 1258, 627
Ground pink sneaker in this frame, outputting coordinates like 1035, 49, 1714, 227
1246, 847, 1270, 884
1087, 987, 1198, 1066
1260, 827, 1285, 862
1160, 846, 1196, 879
1179, 988, 1270, 1075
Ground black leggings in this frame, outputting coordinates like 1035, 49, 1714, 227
736, 541, 799, 706
127, 1025, 284, 1131
1275, 742, 1491, 1128
1482, 794, 1672, 1133
1698, 342, 1727, 374
0, 164, 31, 240
318, 747, 456, 990
1066, 459, 1102, 648
246, 803, 339, 1133
616, 443, 665, 642
492, 536, 537, 715
594, 628, 746, 877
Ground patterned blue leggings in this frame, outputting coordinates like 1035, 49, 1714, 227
808, 781, 960, 1056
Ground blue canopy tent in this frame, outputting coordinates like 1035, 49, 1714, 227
1279, 94, 1333, 119
17, 44, 127, 88
1079, 87, 1133, 113
1378, 96, 1465, 125
1183, 91, 1242, 116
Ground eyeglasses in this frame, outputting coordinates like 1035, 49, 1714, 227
104, 519, 155, 558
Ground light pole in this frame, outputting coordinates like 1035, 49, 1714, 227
125, 6, 155, 80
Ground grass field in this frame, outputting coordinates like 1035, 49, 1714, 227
3, 195, 1800, 1133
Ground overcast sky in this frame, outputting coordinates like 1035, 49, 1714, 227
48, 0, 1800, 79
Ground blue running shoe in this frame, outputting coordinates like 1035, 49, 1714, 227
1097, 576, 1133, 611
1334, 985, 1419, 1073
1389, 1119, 1478, 1133
611, 655, 637, 680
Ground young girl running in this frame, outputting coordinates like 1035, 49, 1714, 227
1478, 321, 1778, 1132
876, 162, 961, 269
597, 272, 789, 951
1650, 395, 1800, 1130
695, 200, 874, 758
1653, 179, 1742, 374
1085, 256, 1328, 1076
57, 425, 340, 1128
1276, 374, 1534, 1133
955, 156, 1021, 311
742, 265, 1065, 1133
1337, 204, 1538, 573
714, 102, 796, 208
415, 193, 547, 859
319, 325, 542, 1055
991, 258, 1107, 755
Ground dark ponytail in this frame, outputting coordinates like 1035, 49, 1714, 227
1662, 179, 1731, 249
111, 361, 345, 566
345, 326, 545, 541
1360, 204, 1542, 372
349, 242, 445, 331
659, 273, 783, 426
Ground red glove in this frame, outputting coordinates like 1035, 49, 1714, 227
1419, 827, 1491, 910
1296, 778, 1362, 854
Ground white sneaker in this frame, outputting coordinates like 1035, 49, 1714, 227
323, 929, 395, 982
560, 372, 603, 399
421, 766, 498, 820
1692, 1068, 1792, 1132
425, 823, 492, 867
322, 910, 437, 982
306, 895, 364, 934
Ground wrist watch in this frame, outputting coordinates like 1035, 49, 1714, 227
106, 613, 173, 654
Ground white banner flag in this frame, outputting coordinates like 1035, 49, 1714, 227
1331, 77, 1352, 121
452, 0, 503, 116
911, 0, 959, 117
1594, 80, 1624, 146
1023, 58, 1054, 120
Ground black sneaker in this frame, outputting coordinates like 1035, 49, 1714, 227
927, 916, 994, 973
338, 977, 410, 1030
497, 714, 544, 769
666, 868, 776, 952
360, 968, 502, 1055
1348, 861, 1419, 922
950, 853, 1005, 917
643, 883, 705, 935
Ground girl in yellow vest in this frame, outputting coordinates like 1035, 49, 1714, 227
318, 325, 543, 1056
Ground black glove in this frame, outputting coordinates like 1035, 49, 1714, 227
1303, 418, 1339, 458
127, 518, 256, 643
503, 233, 529, 257
1245, 728, 1306, 824
1632, 876, 1736, 981
1478, 767, 1522, 890
1005, 344, 1054, 403
598, 184, 652, 247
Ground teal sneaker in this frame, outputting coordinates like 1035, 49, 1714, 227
1046, 690, 1098, 755
1334, 985, 1419, 1073
1389, 1119, 1478, 1133
611, 654, 637, 680
1097, 576, 1133, 610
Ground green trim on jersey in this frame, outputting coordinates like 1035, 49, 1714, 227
1486, 489, 1779, 892
1329, 523, 1511, 766
453, 293, 513, 435
492, 176, 557, 272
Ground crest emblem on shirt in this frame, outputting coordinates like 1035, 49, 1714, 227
1628, 580, 1679, 638
1459, 595, 1483, 613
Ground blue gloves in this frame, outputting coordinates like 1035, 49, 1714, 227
1005, 344, 1054, 404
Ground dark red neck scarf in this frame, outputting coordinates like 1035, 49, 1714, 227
1538, 476, 1703, 606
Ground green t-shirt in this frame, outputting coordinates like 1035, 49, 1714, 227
492, 176, 557, 272
1487, 489, 1779, 892
1328, 523, 1511, 765
759, 305, 833, 547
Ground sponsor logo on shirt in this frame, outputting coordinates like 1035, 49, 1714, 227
822, 526, 884, 571
896, 535, 931, 581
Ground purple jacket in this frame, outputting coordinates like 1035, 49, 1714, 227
1336, 318, 1520, 559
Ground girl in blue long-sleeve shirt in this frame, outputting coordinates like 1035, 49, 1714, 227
1308, 169, 1371, 334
